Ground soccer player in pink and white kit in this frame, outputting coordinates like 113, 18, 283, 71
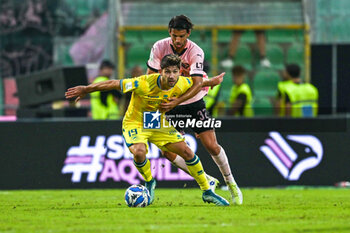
147, 15, 243, 205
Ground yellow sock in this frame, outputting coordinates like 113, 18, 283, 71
134, 159, 153, 182
186, 155, 210, 191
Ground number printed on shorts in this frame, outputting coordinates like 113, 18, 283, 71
128, 129, 138, 137
197, 108, 209, 121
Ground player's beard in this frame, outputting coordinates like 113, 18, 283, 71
173, 39, 187, 50
168, 78, 177, 87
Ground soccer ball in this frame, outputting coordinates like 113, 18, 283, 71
124, 184, 150, 207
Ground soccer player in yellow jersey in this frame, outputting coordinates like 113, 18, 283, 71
65, 54, 229, 206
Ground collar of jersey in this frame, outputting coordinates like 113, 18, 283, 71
170, 39, 188, 56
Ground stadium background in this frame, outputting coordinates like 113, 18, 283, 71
0, 0, 349, 189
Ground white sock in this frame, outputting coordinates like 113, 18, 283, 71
211, 146, 236, 184
171, 155, 190, 175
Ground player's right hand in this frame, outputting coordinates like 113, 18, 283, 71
209, 72, 225, 89
65, 86, 87, 103
159, 97, 179, 112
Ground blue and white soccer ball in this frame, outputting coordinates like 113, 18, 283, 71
124, 184, 150, 207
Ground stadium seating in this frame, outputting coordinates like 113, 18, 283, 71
252, 96, 274, 116
286, 43, 304, 65
126, 44, 150, 68
217, 87, 232, 114
218, 30, 256, 43
240, 31, 258, 43
251, 69, 280, 116
233, 45, 253, 70
265, 44, 285, 69
253, 69, 280, 97
124, 31, 142, 43
217, 30, 233, 43
217, 71, 234, 106
140, 30, 168, 44
197, 42, 212, 62
267, 30, 303, 43
188, 30, 207, 43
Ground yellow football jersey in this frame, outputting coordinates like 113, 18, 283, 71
120, 73, 193, 128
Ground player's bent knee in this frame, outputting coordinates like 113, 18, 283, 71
133, 153, 146, 163
163, 151, 177, 162
134, 148, 147, 156
206, 144, 221, 156
130, 145, 147, 162
201, 139, 220, 155
182, 147, 195, 161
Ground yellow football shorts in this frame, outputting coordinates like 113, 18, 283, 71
122, 124, 185, 153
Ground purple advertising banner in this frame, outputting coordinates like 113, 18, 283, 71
0, 117, 349, 189
61, 135, 195, 185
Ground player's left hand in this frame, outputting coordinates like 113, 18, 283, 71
159, 97, 179, 112
209, 72, 225, 89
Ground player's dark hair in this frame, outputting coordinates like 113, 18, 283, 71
232, 65, 246, 76
168, 15, 193, 33
285, 64, 300, 78
160, 54, 181, 69
99, 60, 115, 70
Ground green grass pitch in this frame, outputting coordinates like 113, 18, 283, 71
0, 188, 349, 233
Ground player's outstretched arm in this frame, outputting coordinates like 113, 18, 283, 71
65, 80, 121, 103
149, 67, 225, 88
159, 72, 225, 112
159, 75, 203, 112
202, 72, 225, 89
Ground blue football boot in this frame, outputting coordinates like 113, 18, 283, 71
202, 189, 230, 206
145, 178, 156, 204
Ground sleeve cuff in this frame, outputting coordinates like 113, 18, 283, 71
147, 63, 159, 73
120, 79, 124, 92
190, 73, 204, 77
